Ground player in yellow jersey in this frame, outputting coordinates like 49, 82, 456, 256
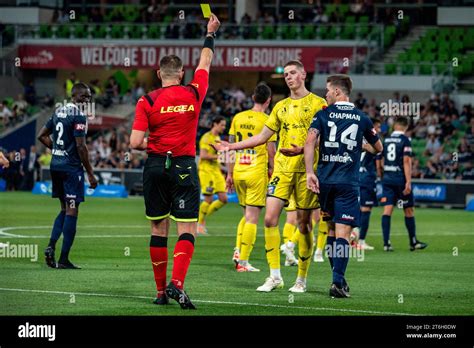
226, 82, 277, 272
281, 193, 329, 265
281, 196, 298, 266
213, 60, 327, 293
197, 116, 228, 234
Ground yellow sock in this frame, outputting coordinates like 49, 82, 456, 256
235, 216, 246, 250
240, 222, 257, 261
297, 230, 314, 279
316, 220, 329, 250
198, 201, 210, 224
264, 226, 280, 269
207, 200, 225, 217
282, 223, 297, 244
290, 228, 300, 245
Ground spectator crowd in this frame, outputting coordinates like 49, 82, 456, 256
1, 87, 472, 192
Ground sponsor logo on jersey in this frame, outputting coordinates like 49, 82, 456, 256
52, 149, 66, 156
160, 104, 195, 113
267, 185, 275, 195
341, 214, 354, 220
75, 123, 86, 131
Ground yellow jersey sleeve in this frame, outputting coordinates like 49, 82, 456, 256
199, 132, 215, 154
229, 117, 236, 136
265, 103, 282, 133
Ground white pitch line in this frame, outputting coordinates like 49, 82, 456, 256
0, 225, 472, 239
0, 287, 422, 316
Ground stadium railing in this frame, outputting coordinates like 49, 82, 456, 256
14, 23, 383, 42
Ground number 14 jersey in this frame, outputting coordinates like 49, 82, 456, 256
310, 101, 379, 186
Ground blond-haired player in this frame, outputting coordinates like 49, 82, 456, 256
213, 60, 327, 293
227, 82, 276, 272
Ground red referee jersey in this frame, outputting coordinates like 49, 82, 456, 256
132, 69, 209, 157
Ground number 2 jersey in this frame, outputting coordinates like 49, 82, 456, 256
382, 130, 412, 185
310, 101, 379, 186
44, 103, 88, 172
229, 110, 277, 179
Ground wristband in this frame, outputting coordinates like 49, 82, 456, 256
203, 35, 215, 52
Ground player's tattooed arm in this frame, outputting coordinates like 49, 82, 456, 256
304, 128, 319, 171
304, 127, 320, 192
37, 126, 53, 150
76, 137, 98, 189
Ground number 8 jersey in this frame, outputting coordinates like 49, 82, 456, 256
229, 110, 277, 179
44, 103, 88, 172
381, 130, 412, 185
310, 101, 379, 186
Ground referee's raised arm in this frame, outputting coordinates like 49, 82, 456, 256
196, 14, 220, 73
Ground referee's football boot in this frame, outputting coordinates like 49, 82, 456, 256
153, 292, 169, 305
410, 240, 428, 251
329, 283, 351, 298
165, 282, 196, 309
44, 246, 56, 268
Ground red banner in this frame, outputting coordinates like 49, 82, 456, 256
88, 114, 127, 131
18, 44, 358, 72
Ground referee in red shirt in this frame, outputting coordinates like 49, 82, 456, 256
130, 14, 220, 309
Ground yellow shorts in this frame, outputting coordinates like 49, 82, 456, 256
267, 171, 319, 210
234, 174, 268, 207
285, 194, 297, 212
199, 168, 226, 195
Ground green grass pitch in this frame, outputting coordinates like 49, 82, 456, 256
0, 192, 473, 316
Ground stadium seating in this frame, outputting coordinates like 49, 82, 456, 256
386, 26, 474, 77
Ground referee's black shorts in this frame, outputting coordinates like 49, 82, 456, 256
143, 154, 200, 222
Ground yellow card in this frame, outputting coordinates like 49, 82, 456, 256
200, 4, 211, 18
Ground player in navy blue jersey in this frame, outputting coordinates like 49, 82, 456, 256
352, 118, 382, 251
379, 117, 427, 252
37, 83, 98, 269
304, 75, 383, 298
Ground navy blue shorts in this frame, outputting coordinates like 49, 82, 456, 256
51, 169, 85, 204
360, 185, 377, 207
380, 183, 414, 208
319, 184, 360, 227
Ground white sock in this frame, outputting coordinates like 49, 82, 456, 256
270, 268, 281, 279
239, 260, 248, 266
287, 241, 295, 249
296, 276, 306, 285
